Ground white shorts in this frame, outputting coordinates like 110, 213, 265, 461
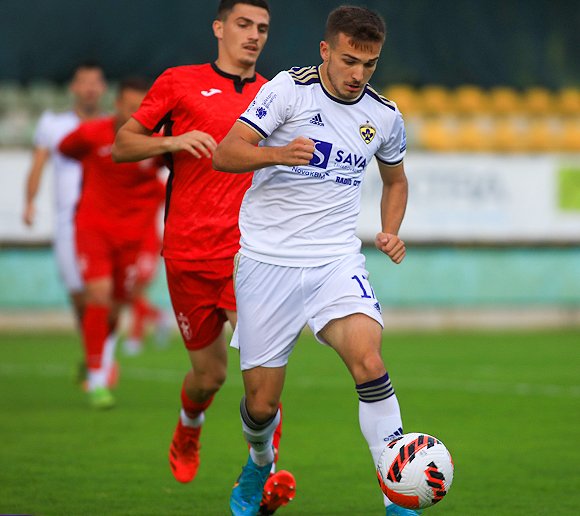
231, 253, 384, 370
54, 214, 83, 293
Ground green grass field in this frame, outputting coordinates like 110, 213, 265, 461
1, 329, 579, 515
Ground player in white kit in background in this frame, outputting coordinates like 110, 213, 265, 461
23, 61, 107, 321
23, 62, 107, 381
214, 6, 417, 516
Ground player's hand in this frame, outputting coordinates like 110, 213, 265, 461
23, 202, 35, 226
168, 130, 217, 159
278, 137, 315, 166
375, 232, 406, 264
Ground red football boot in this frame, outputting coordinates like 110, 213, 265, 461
168, 419, 201, 483
258, 470, 296, 515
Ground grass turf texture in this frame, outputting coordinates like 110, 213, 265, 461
0, 330, 578, 515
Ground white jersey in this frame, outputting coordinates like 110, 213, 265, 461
237, 66, 406, 267
34, 110, 82, 223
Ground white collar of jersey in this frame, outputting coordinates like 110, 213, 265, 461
318, 65, 366, 105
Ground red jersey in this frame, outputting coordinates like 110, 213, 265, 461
132, 63, 267, 261
60, 116, 164, 242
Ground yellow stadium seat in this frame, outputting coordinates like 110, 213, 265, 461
557, 88, 580, 117
382, 84, 418, 116
491, 118, 526, 152
489, 87, 520, 116
559, 120, 580, 152
455, 120, 491, 151
454, 85, 487, 116
523, 87, 554, 116
419, 119, 456, 152
524, 119, 558, 152
420, 86, 451, 116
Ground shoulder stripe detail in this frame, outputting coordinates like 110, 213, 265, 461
289, 66, 317, 78
365, 85, 397, 111
376, 155, 404, 167
238, 117, 268, 139
288, 66, 320, 85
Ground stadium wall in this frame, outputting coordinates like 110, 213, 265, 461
1, 0, 579, 88
2, 152, 580, 328
1, 246, 580, 309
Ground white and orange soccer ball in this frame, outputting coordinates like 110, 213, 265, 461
376, 432, 454, 510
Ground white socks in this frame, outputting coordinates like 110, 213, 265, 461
359, 395, 403, 466
240, 397, 280, 467
356, 373, 404, 508
180, 408, 205, 428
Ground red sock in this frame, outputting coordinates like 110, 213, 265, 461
273, 403, 283, 463
82, 304, 110, 370
181, 382, 214, 419
130, 296, 161, 340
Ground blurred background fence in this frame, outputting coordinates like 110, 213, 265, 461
1, 0, 579, 326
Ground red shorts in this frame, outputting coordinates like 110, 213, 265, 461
76, 225, 158, 301
135, 227, 161, 284
164, 257, 236, 350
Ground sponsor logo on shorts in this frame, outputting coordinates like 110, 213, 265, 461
177, 312, 192, 341
77, 254, 88, 273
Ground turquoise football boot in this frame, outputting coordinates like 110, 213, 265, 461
386, 504, 422, 515
230, 454, 273, 515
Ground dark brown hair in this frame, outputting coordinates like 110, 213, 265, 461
217, 0, 270, 20
325, 5, 386, 46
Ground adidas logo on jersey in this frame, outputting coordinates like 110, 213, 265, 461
309, 113, 324, 126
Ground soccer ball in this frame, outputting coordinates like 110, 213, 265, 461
376, 432, 454, 510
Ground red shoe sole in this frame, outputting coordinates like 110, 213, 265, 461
260, 470, 296, 514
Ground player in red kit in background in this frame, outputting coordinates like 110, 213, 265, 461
60, 77, 165, 409
112, 1, 295, 513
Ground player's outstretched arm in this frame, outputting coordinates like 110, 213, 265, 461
375, 161, 408, 264
22, 147, 50, 226
213, 121, 315, 173
112, 118, 217, 163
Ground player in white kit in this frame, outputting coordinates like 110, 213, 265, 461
23, 62, 106, 323
213, 6, 417, 516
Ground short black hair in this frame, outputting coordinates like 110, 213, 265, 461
118, 76, 152, 95
217, 0, 270, 20
325, 5, 386, 46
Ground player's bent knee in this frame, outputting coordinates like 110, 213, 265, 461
353, 353, 387, 384
199, 371, 227, 395
246, 397, 279, 424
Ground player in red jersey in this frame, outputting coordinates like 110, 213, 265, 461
112, 1, 295, 512
60, 77, 165, 409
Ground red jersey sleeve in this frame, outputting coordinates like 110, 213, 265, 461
133, 68, 178, 131
59, 124, 92, 160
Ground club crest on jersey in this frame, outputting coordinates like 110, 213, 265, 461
359, 124, 376, 144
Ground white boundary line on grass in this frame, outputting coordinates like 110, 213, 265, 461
1, 362, 579, 398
